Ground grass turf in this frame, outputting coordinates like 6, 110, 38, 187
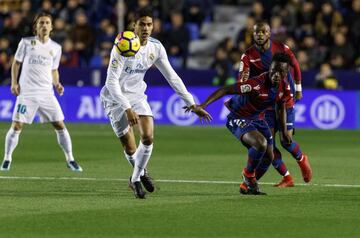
0, 123, 359, 238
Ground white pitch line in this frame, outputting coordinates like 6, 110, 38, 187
0, 176, 360, 188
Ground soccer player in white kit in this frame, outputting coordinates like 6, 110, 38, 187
1, 12, 82, 172
100, 8, 212, 199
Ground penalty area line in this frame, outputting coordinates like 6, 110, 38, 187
0, 176, 360, 188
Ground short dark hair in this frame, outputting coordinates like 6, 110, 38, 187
272, 53, 291, 64
32, 12, 53, 35
134, 7, 153, 22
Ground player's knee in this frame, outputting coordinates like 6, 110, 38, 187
11, 122, 23, 131
52, 121, 65, 130
256, 137, 267, 152
141, 135, 153, 146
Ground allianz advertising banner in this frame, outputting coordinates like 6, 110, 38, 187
0, 87, 358, 129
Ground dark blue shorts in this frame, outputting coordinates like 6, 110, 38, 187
226, 114, 273, 147
264, 108, 295, 131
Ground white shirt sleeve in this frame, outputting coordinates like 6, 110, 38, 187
154, 44, 195, 107
14, 38, 26, 63
52, 46, 61, 70
105, 48, 132, 110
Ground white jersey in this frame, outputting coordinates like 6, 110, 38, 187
100, 37, 195, 110
14, 36, 61, 96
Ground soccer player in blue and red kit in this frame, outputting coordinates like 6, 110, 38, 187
238, 22, 312, 187
188, 53, 292, 195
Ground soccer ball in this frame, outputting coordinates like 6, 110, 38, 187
114, 31, 141, 57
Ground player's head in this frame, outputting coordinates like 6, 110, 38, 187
33, 12, 53, 37
253, 21, 270, 46
269, 53, 290, 86
134, 8, 154, 45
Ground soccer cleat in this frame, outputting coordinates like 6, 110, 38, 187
66, 160, 83, 172
140, 170, 155, 193
129, 177, 146, 199
297, 154, 312, 183
274, 175, 295, 188
240, 169, 266, 195
0, 160, 11, 171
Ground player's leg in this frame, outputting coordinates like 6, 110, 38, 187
264, 109, 293, 186
2, 96, 38, 171
51, 120, 82, 172
1, 121, 23, 171
279, 108, 312, 182
130, 116, 155, 193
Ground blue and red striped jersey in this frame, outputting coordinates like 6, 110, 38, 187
225, 72, 292, 120
238, 41, 301, 107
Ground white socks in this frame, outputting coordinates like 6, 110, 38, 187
55, 128, 74, 162
131, 142, 153, 183
4, 128, 21, 162
124, 151, 135, 167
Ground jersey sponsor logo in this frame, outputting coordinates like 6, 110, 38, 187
28, 55, 51, 66
166, 93, 198, 126
240, 84, 252, 93
310, 95, 345, 129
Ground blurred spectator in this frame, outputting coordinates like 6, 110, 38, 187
60, 39, 79, 67
296, 50, 310, 70
183, 0, 206, 27
236, 16, 255, 49
152, 18, 165, 42
52, 18, 68, 45
315, 1, 343, 42
0, 37, 12, 82
249, 1, 267, 22
59, 0, 85, 24
347, 0, 360, 57
211, 47, 235, 86
329, 32, 354, 68
70, 11, 95, 66
270, 15, 287, 43
315, 63, 339, 89
160, 0, 185, 22
164, 11, 190, 68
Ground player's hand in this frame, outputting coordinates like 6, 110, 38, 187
125, 108, 139, 126
295, 91, 302, 101
184, 104, 213, 123
11, 84, 20, 96
282, 132, 292, 146
55, 83, 64, 96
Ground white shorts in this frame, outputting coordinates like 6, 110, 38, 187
101, 98, 153, 137
12, 95, 65, 124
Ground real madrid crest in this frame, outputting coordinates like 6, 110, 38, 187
149, 53, 154, 61
49, 50, 54, 56
31, 40, 36, 50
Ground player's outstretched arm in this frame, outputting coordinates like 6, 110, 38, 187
187, 105, 213, 123
200, 85, 235, 109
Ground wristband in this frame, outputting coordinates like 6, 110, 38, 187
295, 84, 302, 92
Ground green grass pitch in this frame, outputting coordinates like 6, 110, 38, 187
0, 122, 359, 238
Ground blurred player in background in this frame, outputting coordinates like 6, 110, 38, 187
1, 12, 82, 172
100, 8, 211, 199
187, 53, 292, 195
238, 22, 312, 187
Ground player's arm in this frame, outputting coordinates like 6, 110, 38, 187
11, 38, 27, 96
237, 53, 250, 82
286, 46, 302, 100
105, 49, 138, 126
155, 45, 212, 122
276, 102, 291, 144
10, 60, 21, 96
52, 69, 64, 96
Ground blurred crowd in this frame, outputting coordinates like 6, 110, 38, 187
0, 0, 360, 89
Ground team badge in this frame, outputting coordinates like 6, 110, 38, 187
111, 59, 118, 68
31, 40, 36, 46
49, 50, 54, 56
240, 84, 252, 93
149, 53, 154, 61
